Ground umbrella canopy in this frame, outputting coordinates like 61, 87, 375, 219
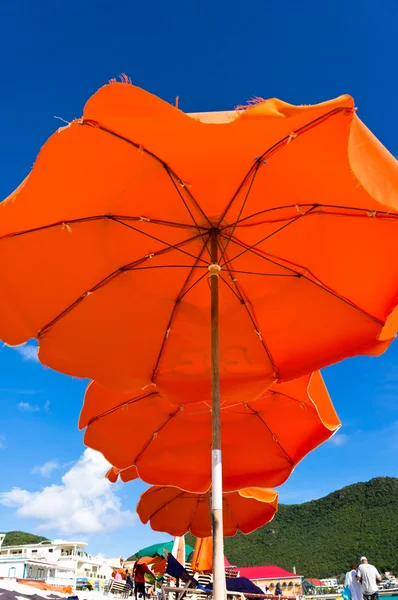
106, 465, 138, 483
80, 370, 340, 493
137, 486, 278, 537
190, 537, 235, 574
191, 537, 213, 573
134, 541, 194, 562
136, 556, 167, 575
0, 84, 397, 406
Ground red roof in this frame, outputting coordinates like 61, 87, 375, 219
306, 579, 326, 587
224, 557, 232, 567
237, 566, 301, 580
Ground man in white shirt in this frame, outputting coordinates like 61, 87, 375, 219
356, 556, 382, 600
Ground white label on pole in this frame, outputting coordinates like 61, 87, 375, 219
212, 449, 223, 510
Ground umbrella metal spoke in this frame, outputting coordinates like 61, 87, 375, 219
217, 106, 352, 225
245, 402, 295, 466
111, 217, 208, 264
151, 240, 210, 382
0, 214, 200, 241
221, 204, 318, 267
82, 120, 212, 232
87, 391, 159, 426
225, 204, 398, 229
218, 162, 262, 263
38, 232, 207, 337
219, 232, 384, 326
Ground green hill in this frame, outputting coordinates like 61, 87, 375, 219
186, 477, 398, 578
2, 531, 50, 546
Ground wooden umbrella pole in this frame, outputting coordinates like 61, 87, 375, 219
209, 229, 226, 600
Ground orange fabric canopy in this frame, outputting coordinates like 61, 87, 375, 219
191, 537, 213, 574
137, 485, 278, 537
0, 83, 397, 406
80, 370, 340, 493
106, 465, 138, 483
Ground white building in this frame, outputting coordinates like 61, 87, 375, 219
320, 578, 338, 588
0, 534, 117, 589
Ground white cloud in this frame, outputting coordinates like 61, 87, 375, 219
329, 433, 348, 447
44, 400, 51, 413
0, 449, 136, 535
18, 401, 40, 412
32, 461, 61, 478
13, 343, 39, 362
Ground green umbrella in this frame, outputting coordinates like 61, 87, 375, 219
135, 541, 194, 562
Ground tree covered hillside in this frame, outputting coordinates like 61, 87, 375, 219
187, 477, 398, 577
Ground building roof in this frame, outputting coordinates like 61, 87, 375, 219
237, 566, 301, 580
305, 578, 327, 587
224, 557, 232, 567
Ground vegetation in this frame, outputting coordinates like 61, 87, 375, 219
186, 477, 398, 577
2, 531, 50, 546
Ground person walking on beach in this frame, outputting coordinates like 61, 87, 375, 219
133, 561, 154, 600
345, 564, 362, 600
356, 557, 381, 600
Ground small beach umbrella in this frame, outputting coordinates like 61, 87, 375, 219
191, 537, 213, 573
1, 82, 398, 600
136, 485, 278, 538
190, 537, 234, 574
134, 541, 194, 562
80, 370, 340, 493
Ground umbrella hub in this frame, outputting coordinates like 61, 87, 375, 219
208, 263, 222, 277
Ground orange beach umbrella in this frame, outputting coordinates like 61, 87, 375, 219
190, 537, 214, 574
80, 370, 340, 493
0, 85, 397, 403
1, 82, 398, 600
136, 485, 278, 538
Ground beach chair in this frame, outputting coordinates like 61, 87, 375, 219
161, 552, 265, 600
106, 579, 131, 598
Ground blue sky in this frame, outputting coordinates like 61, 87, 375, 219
0, 0, 397, 559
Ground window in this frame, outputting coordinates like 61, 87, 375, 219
282, 582, 287, 588
8, 567, 16, 578
28, 567, 33, 577
48, 549, 53, 553
31, 550, 38, 554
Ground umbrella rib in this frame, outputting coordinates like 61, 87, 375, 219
217, 105, 352, 225
187, 494, 203, 534
38, 232, 206, 336
82, 120, 212, 231
220, 232, 385, 327
145, 490, 187, 522
165, 168, 213, 255
86, 391, 159, 426
219, 232, 299, 276
221, 205, 318, 267
217, 241, 279, 376
218, 162, 262, 263
218, 274, 278, 378
0, 215, 199, 241
134, 406, 183, 465
151, 239, 210, 382
110, 217, 208, 264
245, 403, 295, 466
223, 203, 398, 229
226, 270, 296, 277
223, 495, 240, 532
